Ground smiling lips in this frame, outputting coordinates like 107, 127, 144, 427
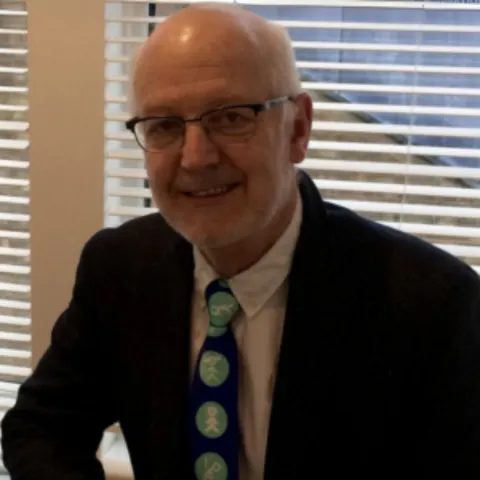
185, 184, 238, 197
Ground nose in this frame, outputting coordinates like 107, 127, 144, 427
180, 122, 220, 171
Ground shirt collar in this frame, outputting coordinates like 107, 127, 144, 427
194, 194, 303, 318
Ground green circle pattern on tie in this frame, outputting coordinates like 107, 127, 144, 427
195, 401, 228, 438
193, 288, 239, 479
208, 291, 239, 327
199, 351, 229, 387
195, 452, 228, 480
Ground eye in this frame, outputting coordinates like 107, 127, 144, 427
207, 108, 254, 130
221, 111, 244, 124
146, 118, 182, 135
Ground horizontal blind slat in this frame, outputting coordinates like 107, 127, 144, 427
0, 231, 29, 240
106, 162, 480, 182
0, 347, 29, 359
0, 9, 27, 17
303, 82, 480, 97
105, 101, 480, 118
0, 332, 30, 342
0, 264, 29, 275
106, 200, 480, 221
0, 47, 26, 56
300, 160, 480, 181
0, 365, 31, 377
0, 381, 19, 393
105, 17, 480, 34
105, 78, 480, 101
105, 36, 480, 55
0, 247, 29, 257
312, 179, 480, 200
113, 0, 480, 9
308, 140, 480, 159
334, 200, 480, 219
0, 299, 30, 311
381, 222, 480, 239
296, 61, 480, 76
0, 139, 28, 150
0, 28, 26, 35
310, 103, 480, 118
107, 181, 480, 202
0, 283, 29, 294
0, 196, 29, 206
107, 124, 480, 142
311, 122, 480, 139
434, 244, 480, 259
0, 315, 29, 327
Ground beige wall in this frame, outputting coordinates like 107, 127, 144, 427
28, 0, 105, 366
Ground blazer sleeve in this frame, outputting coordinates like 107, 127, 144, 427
422, 267, 480, 477
1, 231, 118, 480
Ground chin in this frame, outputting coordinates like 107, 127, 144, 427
184, 230, 244, 249
178, 221, 254, 250
165, 205, 271, 249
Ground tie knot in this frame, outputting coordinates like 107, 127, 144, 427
205, 279, 239, 334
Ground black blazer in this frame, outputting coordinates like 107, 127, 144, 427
3, 170, 480, 480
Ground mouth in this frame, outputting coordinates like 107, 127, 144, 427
184, 183, 239, 198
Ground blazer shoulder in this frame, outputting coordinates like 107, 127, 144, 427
324, 201, 478, 292
80, 213, 185, 270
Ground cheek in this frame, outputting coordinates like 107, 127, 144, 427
230, 148, 282, 204
230, 137, 285, 180
225, 144, 269, 187
145, 154, 175, 196
243, 141, 294, 208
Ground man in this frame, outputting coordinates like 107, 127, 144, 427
2, 3, 480, 480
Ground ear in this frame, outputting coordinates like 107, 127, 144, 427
289, 92, 313, 165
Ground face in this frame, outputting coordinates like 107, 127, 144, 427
133, 19, 311, 249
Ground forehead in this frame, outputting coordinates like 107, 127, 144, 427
133, 40, 268, 115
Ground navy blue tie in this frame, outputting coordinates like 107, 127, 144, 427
189, 279, 240, 480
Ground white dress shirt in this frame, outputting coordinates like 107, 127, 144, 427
191, 196, 303, 480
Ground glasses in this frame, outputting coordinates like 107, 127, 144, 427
125, 96, 293, 153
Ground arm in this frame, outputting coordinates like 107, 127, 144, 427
1, 232, 118, 480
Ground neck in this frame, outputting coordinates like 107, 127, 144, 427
200, 186, 299, 278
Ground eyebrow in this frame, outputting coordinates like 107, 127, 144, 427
141, 95, 255, 117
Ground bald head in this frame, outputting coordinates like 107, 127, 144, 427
127, 3, 313, 262
130, 3, 301, 115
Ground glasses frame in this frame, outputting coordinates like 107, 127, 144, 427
125, 95, 294, 152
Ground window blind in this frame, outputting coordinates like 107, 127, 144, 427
0, 0, 30, 431
105, 0, 480, 274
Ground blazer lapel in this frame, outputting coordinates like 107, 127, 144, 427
139, 233, 194, 478
264, 171, 350, 479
